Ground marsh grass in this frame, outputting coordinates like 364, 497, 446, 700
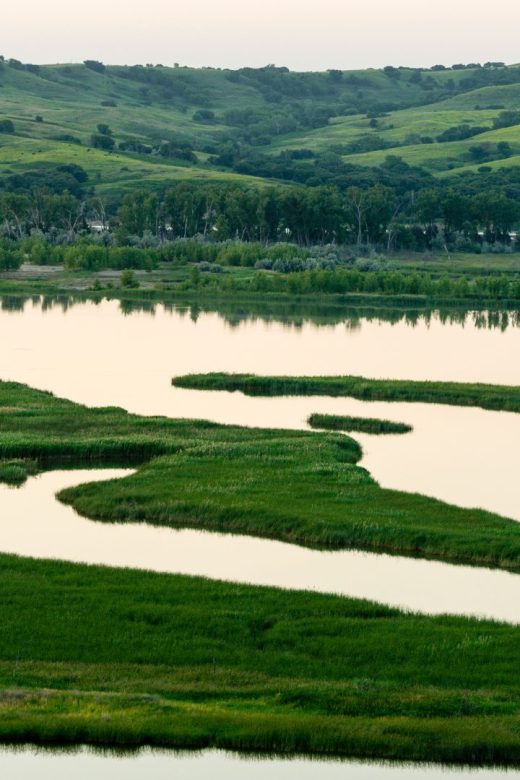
1, 554, 520, 763
308, 414, 412, 434
2, 380, 520, 570
2, 382, 520, 759
0, 459, 39, 486
173, 372, 520, 414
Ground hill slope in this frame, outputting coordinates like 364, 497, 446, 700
2, 59, 520, 197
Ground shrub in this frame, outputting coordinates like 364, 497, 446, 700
120, 269, 139, 288
0, 119, 14, 134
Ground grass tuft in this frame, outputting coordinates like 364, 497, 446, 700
308, 414, 412, 434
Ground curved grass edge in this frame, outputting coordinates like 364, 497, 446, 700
0, 459, 38, 486
3, 695, 520, 766
308, 414, 412, 434
3, 379, 520, 573
2, 554, 520, 765
172, 372, 520, 414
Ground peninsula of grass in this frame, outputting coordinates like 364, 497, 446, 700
173, 372, 520, 414
308, 414, 412, 435
0, 459, 38, 486
2, 553, 520, 764
3, 380, 520, 571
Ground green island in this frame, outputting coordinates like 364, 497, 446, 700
3, 55, 520, 767
308, 414, 413, 434
173, 372, 520, 413
1, 378, 520, 571
1, 372, 520, 761
1, 552, 520, 764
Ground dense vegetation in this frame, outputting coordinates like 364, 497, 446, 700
3, 235, 520, 306
307, 414, 412, 434
3, 552, 520, 762
2, 380, 520, 569
2, 179, 520, 253
0, 458, 37, 485
173, 372, 520, 413
3, 59, 520, 262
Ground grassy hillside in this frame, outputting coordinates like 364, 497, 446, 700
3, 59, 520, 195
0, 134, 263, 197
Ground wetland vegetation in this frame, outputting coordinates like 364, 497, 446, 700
307, 414, 412, 434
3, 552, 520, 764
4, 56, 520, 767
173, 372, 520, 414
1, 380, 520, 571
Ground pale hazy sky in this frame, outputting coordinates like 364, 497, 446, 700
3, 0, 519, 71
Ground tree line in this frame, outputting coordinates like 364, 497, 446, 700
1, 178, 520, 254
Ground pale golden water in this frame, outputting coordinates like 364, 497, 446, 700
3, 469, 520, 623
2, 299, 520, 771
1, 746, 519, 778
1, 298, 520, 519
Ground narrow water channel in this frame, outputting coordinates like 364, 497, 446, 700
0, 746, 518, 779
3, 469, 520, 624
1, 298, 519, 520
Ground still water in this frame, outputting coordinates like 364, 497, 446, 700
3, 469, 520, 623
2, 299, 520, 772
1, 297, 520, 519
1, 746, 520, 779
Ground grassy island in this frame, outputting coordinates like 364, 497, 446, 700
173, 372, 520, 414
0, 380, 520, 570
308, 414, 412, 434
1, 553, 520, 764
0, 381, 520, 761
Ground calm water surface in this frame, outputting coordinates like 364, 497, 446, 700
1, 746, 519, 779
2, 300, 520, 771
1, 297, 520, 519
3, 466, 520, 624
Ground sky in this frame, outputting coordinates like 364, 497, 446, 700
2, 0, 519, 72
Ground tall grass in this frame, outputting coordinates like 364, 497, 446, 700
308, 414, 412, 434
1, 553, 520, 762
0, 459, 38, 485
173, 372, 520, 413
3, 379, 520, 570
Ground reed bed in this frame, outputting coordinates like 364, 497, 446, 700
1, 553, 520, 763
2, 380, 520, 570
173, 372, 520, 413
308, 413, 412, 434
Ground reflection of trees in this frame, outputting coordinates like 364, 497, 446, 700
2, 294, 519, 333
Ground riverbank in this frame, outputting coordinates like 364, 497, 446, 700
1, 553, 520, 764
173, 372, 520, 414
2, 264, 520, 312
2, 380, 520, 570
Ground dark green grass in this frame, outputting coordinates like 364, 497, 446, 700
173, 372, 520, 414
2, 380, 520, 570
0, 458, 38, 485
2, 553, 520, 763
3, 381, 520, 760
308, 414, 412, 434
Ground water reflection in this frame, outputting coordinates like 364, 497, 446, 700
0, 746, 518, 779
2, 469, 520, 623
1, 296, 520, 519
2, 293, 520, 331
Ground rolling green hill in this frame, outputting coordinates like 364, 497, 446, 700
3, 58, 520, 198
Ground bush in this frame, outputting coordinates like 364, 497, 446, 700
0, 248, 22, 271
84, 60, 105, 73
0, 119, 14, 134
120, 269, 139, 288
64, 245, 108, 271
109, 246, 153, 270
91, 134, 115, 151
